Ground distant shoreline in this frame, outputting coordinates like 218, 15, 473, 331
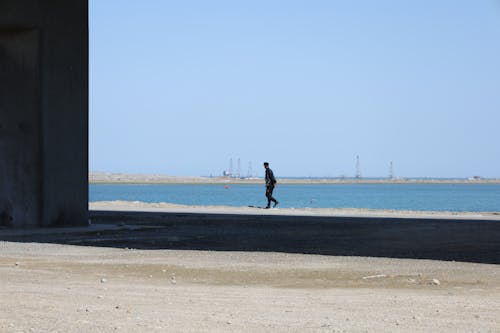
89, 172, 500, 185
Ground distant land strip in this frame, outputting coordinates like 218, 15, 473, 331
89, 172, 500, 185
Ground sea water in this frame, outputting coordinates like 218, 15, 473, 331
89, 183, 500, 212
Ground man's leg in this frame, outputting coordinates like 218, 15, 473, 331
265, 186, 273, 208
271, 192, 278, 207
267, 186, 278, 207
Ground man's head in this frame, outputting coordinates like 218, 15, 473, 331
263, 162, 269, 169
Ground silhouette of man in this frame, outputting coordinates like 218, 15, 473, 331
263, 162, 279, 208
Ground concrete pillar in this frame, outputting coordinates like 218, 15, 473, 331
0, 0, 88, 227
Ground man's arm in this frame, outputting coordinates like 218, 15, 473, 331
270, 169, 277, 184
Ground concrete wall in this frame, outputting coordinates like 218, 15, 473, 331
0, 0, 88, 227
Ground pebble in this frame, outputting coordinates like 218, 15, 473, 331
430, 279, 441, 286
101, 278, 107, 283
98, 295, 104, 299
362, 274, 386, 279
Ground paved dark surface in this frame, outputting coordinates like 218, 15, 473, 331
1, 210, 499, 264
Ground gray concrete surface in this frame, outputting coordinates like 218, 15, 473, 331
0, 0, 88, 227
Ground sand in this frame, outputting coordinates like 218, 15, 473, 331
90, 200, 500, 221
1, 241, 500, 332
1, 202, 500, 332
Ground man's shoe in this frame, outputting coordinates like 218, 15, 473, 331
273, 201, 279, 208
265, 206, 270, 209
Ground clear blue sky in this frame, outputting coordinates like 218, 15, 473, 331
89, 1, 500, 178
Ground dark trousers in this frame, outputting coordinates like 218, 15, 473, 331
266, 185, 277, 207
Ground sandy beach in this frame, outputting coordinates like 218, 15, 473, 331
1, 201, 499, 332
90, 200, 500, 221
1, 240, 500, 332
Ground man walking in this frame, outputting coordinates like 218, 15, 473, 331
264, 162, 279, 208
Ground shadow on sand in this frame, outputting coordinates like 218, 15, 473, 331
1, 210, 499, 264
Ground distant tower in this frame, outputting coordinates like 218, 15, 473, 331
236, 158, 241, 178
389, 161, 394, 179
247, 161, 253, 178
355, 155, 361, 179
229, 158, 233, 177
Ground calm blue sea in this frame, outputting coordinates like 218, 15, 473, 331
89, 183, 500, 212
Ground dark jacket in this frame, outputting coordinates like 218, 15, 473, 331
265, 168, 277, 186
